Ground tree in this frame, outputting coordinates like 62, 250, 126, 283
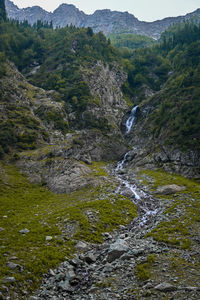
0, 0, 7, 22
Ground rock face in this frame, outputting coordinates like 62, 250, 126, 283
1, 61, 129, 193
82, 62, 128, 131
126, 104, 200, 178
5, 0, 200, 39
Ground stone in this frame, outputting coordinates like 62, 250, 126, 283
45, 236, 53, 241
154, 282, 177, 292
85, 253, 96, 264
19, 228, 30, 234
57, 280, 71, 292
76, 241, 88, 251
49, 269, 56, 276
69, 258, 81, 267
67, 269, 76, 282
107, 239, 129, 262
3, 277, 16, 283
155, 184, 185, 195
0, 227, 4, 232
184, 286, 199, 291
29, 297, 40, 300
144, 282, 154, 289
7, 262, 22, 271
102, 232, 112, 239
9, 256, 18, 260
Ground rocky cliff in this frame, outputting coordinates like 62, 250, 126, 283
5, 0, 200, 39
0, 60, 129, 194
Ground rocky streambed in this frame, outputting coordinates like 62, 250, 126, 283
30, 159, 200, 300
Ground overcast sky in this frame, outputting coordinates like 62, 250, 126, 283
11, 0, 200, 21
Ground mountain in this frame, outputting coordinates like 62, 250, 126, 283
5, 0, 200, 39
0, 4, 200, 300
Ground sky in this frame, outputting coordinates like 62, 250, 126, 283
11, 0, 200, 21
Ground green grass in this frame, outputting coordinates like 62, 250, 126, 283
136, 254, 156, 281
0, 162, 137, 297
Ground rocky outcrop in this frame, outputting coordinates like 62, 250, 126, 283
123, 103, 200, 178
1, 61, 129, 193
82, 62, 128, 131
5, 0, 200, 39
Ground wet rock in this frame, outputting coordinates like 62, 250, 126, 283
155, 184, 185, 195
154, 282, 177, 292
107, 239, 129, 262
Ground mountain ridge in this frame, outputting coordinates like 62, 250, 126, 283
5, 0, 200, 39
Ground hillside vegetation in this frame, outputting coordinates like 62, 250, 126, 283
121, 22, 200, 153
107, 33, 155, 50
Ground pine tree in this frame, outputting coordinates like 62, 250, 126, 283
0, 0, 7, 22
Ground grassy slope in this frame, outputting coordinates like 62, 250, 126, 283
0, 162, 137, 297
134, 169, 200, 291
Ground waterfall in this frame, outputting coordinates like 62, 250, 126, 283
114, 104, 159, 227
115, 155, 159, 227
116, 153, 128, 171
125, 105, 138, 134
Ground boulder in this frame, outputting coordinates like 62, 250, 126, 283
85, 253, 97, 264
107, 239, 129, 262
76, 241, 88, 251
154, 282, 177, 292
155, 184, 185, 195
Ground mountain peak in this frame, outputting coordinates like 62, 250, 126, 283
5, 0, 200, 38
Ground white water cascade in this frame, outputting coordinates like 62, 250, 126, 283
115, 153, 159, 227
114, 106, 159, 227
125, 105, 138, 134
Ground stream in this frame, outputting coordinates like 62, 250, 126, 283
31, 106, 162, 300
114, 106, 159, 228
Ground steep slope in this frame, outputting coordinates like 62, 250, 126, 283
121, 23, 200, 177
5, 0, 200, 39
0, 57, 129, 191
